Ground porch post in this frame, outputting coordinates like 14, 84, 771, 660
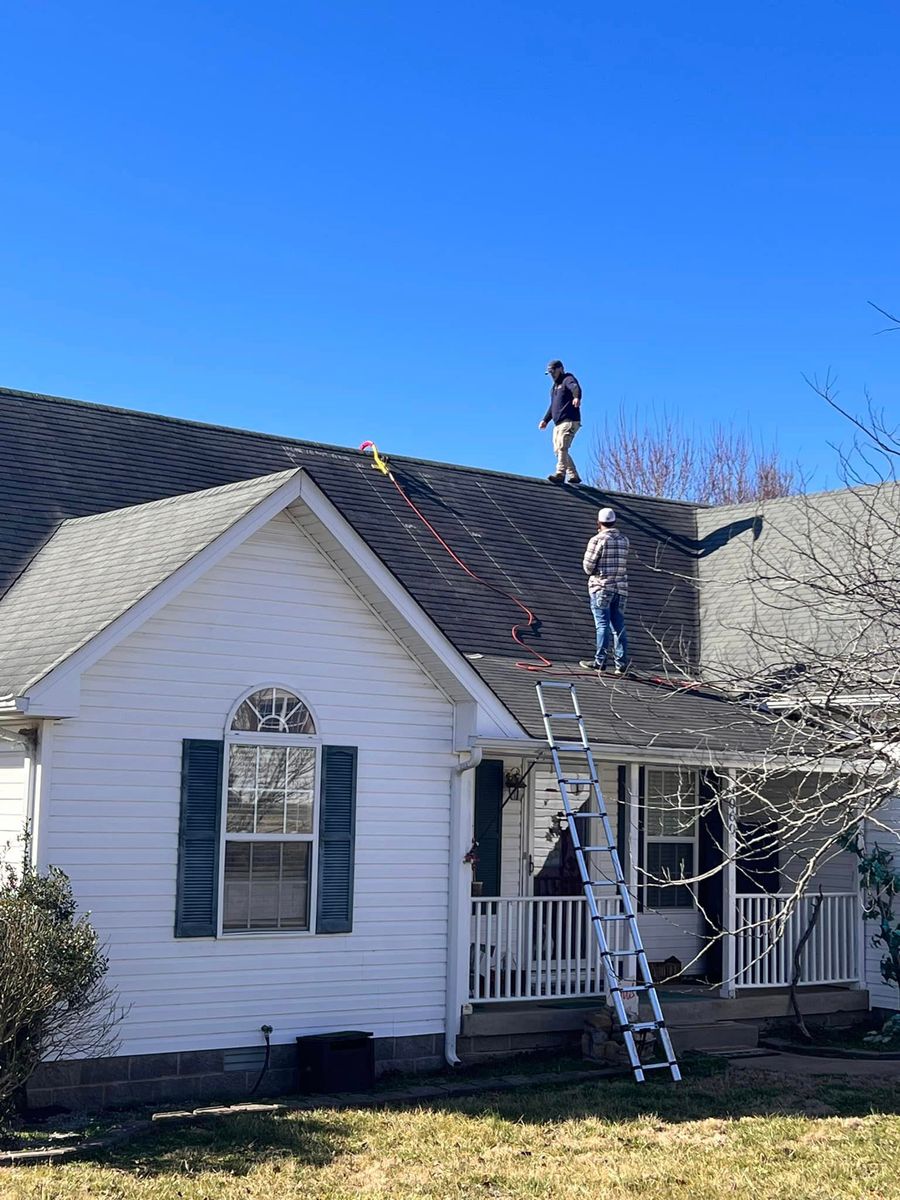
720, 767, 738, 998
446, 750, 477, 1062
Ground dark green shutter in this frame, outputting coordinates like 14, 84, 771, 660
616, 766, 627, 870
175, 739, 224, 938
316, 745, 358, 934
473, 759, 504, 897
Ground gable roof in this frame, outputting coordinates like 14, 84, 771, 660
0, 470, 300, 698
0, 386, 771, 755
0, 386, 699, 666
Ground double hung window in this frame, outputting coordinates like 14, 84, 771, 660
221, 687, 319, 933
644, 768, 698, 909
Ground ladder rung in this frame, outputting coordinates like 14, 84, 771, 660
598, 913, 636, 922
546, 712, 582, 720
580, 845, 617, 852
570, 811, 602, 819
640, 1061, 679, 1072
629, 1021, 665, 1032
538, 681, 576, 689
612, 983, 654, 992
560, 778, 597, 787
552, 741, 588, 751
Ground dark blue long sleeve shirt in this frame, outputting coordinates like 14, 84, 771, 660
542, 373, 582, 425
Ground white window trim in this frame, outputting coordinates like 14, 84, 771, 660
218, 698, 323, 937
644, 767, 700, 910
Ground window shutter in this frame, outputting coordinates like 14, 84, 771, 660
616, 766, 627, 870
473, 759, 504, 897
175, 739, 224, 938
316, 745, 358, 934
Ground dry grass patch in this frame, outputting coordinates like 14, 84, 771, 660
2, 1068, 899, 1200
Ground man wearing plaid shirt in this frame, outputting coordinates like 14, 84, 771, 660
579, 507, 630, 674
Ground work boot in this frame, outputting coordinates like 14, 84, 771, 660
579, 659, 607, 671
547, 473, 565, 483
567, 473, 582, 485
612, 662, 629, 677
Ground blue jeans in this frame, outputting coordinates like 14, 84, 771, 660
590, 590, 628, 666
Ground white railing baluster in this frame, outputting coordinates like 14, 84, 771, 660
468, 895, 628, 1004
578, 902, 585, 998
731, 892, 861, 992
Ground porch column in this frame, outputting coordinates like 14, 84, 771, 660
446, 751, 477, 1061
720, 767, 738, 999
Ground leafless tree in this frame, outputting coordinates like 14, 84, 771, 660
597, 340, 900, 1004
590, 404, 797, 504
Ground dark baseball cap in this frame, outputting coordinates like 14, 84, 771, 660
545, 359, 563, 374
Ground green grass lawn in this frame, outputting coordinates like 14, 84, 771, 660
3, 1066, 899, 1200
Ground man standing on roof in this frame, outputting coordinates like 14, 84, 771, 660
580, 507, 629, 675
538, 360, 582, 484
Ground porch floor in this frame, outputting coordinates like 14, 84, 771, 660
462, 984, 869, 1037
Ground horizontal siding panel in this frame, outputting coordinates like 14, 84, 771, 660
110, 936, 451, 964
110, 971, 447, 1008
117, 995, 447, 1028
48, 512, 456, 1051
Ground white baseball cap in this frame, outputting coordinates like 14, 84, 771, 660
597, 507, 617, 524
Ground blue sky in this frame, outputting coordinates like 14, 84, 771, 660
2, 1, 898, 485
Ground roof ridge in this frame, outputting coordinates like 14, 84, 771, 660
694, 477, 900, 516
59, 467, 300, 527
0, 384, 702, 508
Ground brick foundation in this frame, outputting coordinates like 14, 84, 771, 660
26, 1034, 445, 1113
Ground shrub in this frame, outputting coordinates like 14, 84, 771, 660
0, 848, 120, 1122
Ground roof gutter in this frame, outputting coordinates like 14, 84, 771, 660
472, 736, 846, 773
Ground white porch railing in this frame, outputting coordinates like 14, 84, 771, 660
470, 895, 625, 1003
734, 892, 861, 989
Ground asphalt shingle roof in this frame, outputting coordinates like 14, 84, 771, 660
0, 469, 297, 696
695, 483, 900, 680
0, 386, 772, 752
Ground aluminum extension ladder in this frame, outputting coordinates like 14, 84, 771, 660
536, 681, 681, 1083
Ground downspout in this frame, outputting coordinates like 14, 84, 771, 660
445, 747, 482, 1066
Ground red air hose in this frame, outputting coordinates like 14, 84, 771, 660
358, 442, 699, 689
360, 441, 565, 672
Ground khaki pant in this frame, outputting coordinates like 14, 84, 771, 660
552, 420, 580, 477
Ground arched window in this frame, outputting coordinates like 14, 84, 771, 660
221, 688, 319, 934
230, 687, 316, 736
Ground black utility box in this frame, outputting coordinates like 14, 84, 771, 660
296, 1030, 375, 1093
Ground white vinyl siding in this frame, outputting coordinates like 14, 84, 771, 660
0, 746, 27, 869
766, 774, 858, 894
499, 770, 525, 897
44, 511, 456, 1056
